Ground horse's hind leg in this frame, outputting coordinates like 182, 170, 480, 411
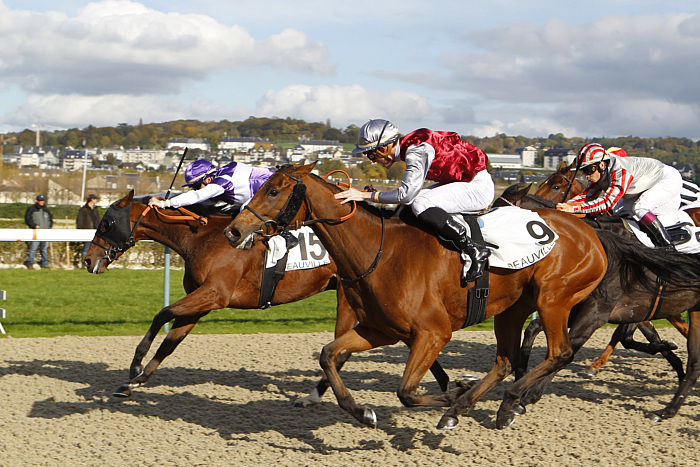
582, 324, 625, 377
621, 322, 678, 354
320, 324, 398, 427
515, 317, 543, 380
635, 321, 684, 381
649, 309, 700, 421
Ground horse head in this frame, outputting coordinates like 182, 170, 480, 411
84, 190, 138, 273
535, 162, 584, 203
225, 163, 317, 248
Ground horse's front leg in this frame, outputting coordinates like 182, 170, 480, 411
649, 309, 700, 421
515, 317, 543, 380
582, 324, 625, 377
320, 324, 397, 427
438, 311, 525, 430
113, 286, 225, 397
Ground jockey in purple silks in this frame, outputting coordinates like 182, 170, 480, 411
149, 159, 274, 213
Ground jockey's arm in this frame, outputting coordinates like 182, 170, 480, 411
149, 184, 225, 208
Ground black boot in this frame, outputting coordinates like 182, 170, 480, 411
643, 218, 674, 250
418, 207, 491, 282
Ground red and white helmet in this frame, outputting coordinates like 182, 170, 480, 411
577, 143, 610, 168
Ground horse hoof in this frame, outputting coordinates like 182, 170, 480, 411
513, 403, 526, 416
455, 374, 480, 389
112, 385, 132, 398
665, 341, 679, 351
578, 367, 598, 379
129, 367, 144, 380
437, 415, 459, 430
496, 413, 516, 429
362, 408, 377, 428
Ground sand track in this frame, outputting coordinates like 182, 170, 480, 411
1, 329, 698, 466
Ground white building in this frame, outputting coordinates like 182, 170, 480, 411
516, 146, 538, 167
218, 136, 271, 152
543, 149, 576, 171
166, 138, 211, 152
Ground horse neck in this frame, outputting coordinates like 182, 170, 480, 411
134, 204, 222, 258
304, 178, 389, 278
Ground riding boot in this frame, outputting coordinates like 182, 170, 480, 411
642, 217, 674, 250
417, 207, 491, 282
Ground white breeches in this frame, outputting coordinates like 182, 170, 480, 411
410, 170, 495, 215
612, 165, 682, 219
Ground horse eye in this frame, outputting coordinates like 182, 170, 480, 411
269, 189, 279, 197
553, 185, 560, 190
99, 217, 115, 234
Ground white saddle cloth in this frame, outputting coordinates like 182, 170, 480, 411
265, 226, 331, 271
457, 206, 559, 272
624, 211, 700, 254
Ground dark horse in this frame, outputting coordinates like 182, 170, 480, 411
534, 165, 691, 376
222, 163, 616, 430
495, 183, 700, 422
84, 190, 362, 403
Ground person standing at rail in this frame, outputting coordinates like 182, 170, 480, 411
24, 194, 53, 269
76, 193, 101, 267
334, 119, 494, 281
148, 159, 274, 213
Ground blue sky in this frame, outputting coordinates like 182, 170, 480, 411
2, 0, 700, 140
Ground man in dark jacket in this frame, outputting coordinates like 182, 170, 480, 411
24, 194, 53, 269
76, 194, 100, 267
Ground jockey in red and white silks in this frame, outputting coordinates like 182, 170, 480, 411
567, 152, 681, 218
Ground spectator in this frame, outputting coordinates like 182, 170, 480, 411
24, 194, 53, 269
76, 194, 100, 267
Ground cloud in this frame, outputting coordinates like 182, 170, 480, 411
255, 84, 431, 130
0, 0, 335, 96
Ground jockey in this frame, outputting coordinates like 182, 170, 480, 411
335, 119, 495, 281
148, 159, 274, 213
556, 143, 682, 248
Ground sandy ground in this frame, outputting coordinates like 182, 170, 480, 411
0, 328, 698, 466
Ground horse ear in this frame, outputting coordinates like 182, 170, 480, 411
116, 190, 134, 209
556, 160, 567, 172
293, 161, 317, 176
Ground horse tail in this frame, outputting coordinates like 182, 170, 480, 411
595, 229, 700, 293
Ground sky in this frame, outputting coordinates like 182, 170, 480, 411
2, 0, 700, 140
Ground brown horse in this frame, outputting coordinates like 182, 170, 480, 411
84, 190, 362, 403
534, 167, 691, 375
223, 162, 613, 430
495, 184, 700, 422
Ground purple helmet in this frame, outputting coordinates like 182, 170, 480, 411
182, 159, 216, 187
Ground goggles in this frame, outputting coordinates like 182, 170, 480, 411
581, 164, 599, 175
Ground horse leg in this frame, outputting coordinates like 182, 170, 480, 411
515, 317, 542, 380
320, 324, 398, 427
582, 324, 625, 378
649, 309, 700, 421
113, 286, 226, 397
635, 321, 685, 381
437, 310, 527, 430
668, 314, 689, 337
396, 331, 463, 408
620, 321, 678, 354
294, 285, 356, 408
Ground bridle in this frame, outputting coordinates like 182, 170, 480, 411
241, 169, 385, 283
92, 200, 208, 264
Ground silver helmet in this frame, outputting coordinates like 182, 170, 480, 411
352, 119, 400, 154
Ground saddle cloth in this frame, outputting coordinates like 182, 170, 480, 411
623, 211, 700, 254
265, 226, 331, 271
455, 206, 559, 272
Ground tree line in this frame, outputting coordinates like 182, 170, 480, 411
6, 117, 700, 169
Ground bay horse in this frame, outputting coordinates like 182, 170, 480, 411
495, 184, 700, 421
534, 167, 692, 375
85, 190, 449, 402
223, 162, 615, 430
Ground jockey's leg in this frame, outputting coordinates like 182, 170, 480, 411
417, 206, 490, 281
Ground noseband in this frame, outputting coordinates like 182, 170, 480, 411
92, 201, 150, 263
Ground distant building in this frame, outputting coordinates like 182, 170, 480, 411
298, 139, 342, 155
218, 136, 271, 153
516, 146, 538, 167
488, 154, 522, 169
166, 138, 210, 152
670, 161, 695, 181
543, 148, 575, 171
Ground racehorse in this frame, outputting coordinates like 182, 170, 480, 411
494, 184, 700, 421
534, 167, 692, 375
84, 190, 454, 402
222, 163, 616, 430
